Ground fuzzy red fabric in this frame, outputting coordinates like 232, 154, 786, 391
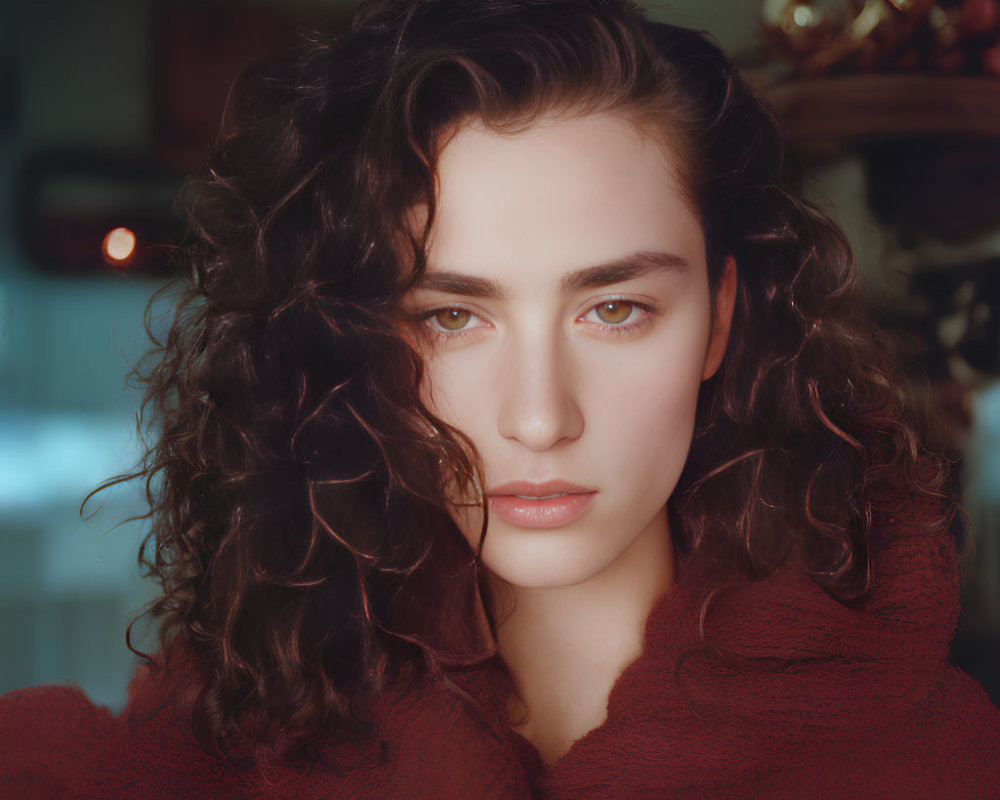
3, 500, 1000, 799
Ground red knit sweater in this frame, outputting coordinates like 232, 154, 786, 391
3, 501, 1000, 799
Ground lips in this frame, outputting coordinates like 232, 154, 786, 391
487, 480, 596, 529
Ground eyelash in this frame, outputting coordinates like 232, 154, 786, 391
416, 299, 655, 340
579, 300, 653, 335
415, 307, 486, 340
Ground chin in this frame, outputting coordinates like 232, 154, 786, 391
479, 529, 624, 590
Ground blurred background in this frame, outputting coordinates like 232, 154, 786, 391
1, 0, 998, 711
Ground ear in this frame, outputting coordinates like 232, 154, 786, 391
702, 255, 737, 381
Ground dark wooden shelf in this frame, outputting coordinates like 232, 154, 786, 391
759, 75, 1000, 145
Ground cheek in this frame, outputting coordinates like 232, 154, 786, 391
420, 352, 488, 436
418, 356, 488, 545
584, 328, 709, 488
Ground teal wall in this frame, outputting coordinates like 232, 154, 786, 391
1, 0, 161, 709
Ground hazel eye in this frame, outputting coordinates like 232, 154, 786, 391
592, 301, 636, 325
432, 307, 473, 331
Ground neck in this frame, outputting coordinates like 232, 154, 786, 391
491, 508, 674, 765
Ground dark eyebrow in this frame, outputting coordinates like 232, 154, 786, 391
415, 250, 689, 298
559, 250, 689, 292
414, 272, 505, 298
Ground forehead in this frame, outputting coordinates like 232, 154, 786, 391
426, 112, 705, 279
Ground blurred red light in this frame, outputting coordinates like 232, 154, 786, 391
102, 227, 136, 264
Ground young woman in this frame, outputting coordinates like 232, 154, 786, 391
3, 1, 999, 797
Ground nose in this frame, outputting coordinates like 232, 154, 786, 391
496, 331, 584, 451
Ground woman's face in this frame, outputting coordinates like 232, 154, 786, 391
401, 112, 735, 589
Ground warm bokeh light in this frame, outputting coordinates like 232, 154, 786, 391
102, 227, 136, 263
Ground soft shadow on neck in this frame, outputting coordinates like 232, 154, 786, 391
489, 507, 675, 765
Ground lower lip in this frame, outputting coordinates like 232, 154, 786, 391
487, 492, 596, 529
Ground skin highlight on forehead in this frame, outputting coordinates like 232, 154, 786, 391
401, 110, 699, 287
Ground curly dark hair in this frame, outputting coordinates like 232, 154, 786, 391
110, 0, 954, 766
